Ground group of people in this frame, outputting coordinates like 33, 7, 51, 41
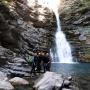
30, 52, 51, 75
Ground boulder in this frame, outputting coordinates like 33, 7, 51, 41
67, 76, 72, 81
9, 77, 29, 85
0, 71, 14, 90
63, 80, 71, 87
0, 46, 14, 65
0, 81, 14, 90
0, 71, 8, 81
33, 72, 63, 90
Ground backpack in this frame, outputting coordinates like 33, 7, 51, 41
28, 55, 34, 65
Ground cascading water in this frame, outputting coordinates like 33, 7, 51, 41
27, 0, 73, 63
39, 0, 73, 63
55, 12, 73, 63
50, 10, 73, 63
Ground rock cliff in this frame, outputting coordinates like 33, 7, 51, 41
60, 0, 90, 62
0, 0, 90, 62
0, 0, 54, 64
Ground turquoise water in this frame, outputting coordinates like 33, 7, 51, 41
51, 63, 90, 75
51, 63, 90, 90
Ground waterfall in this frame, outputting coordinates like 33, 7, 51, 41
55, 11, 73, 63
27, 0, 73, 63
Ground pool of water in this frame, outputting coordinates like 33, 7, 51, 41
51, 63, 90, 75
51, 63, 90, 90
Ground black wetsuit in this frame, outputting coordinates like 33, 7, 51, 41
37, 55, 42, 73
30, 56, 38, 74
43, 56, 51, 72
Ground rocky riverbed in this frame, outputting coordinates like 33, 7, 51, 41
0, 69, 75, 90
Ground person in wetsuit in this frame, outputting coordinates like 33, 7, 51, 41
43, 53, 51, 72
30, 53, 38, 75
36, 52, 42, 73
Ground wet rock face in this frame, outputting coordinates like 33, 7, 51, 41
3, 57, 31, 77
0, 46, 15, 65
0, 3, 21, 50
0, 0, 54, 60
60, 0, 90, 62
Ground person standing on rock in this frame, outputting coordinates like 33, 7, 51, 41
43, 52, 51, 72
30, 53, 38, 76
36, 52, 42, 73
